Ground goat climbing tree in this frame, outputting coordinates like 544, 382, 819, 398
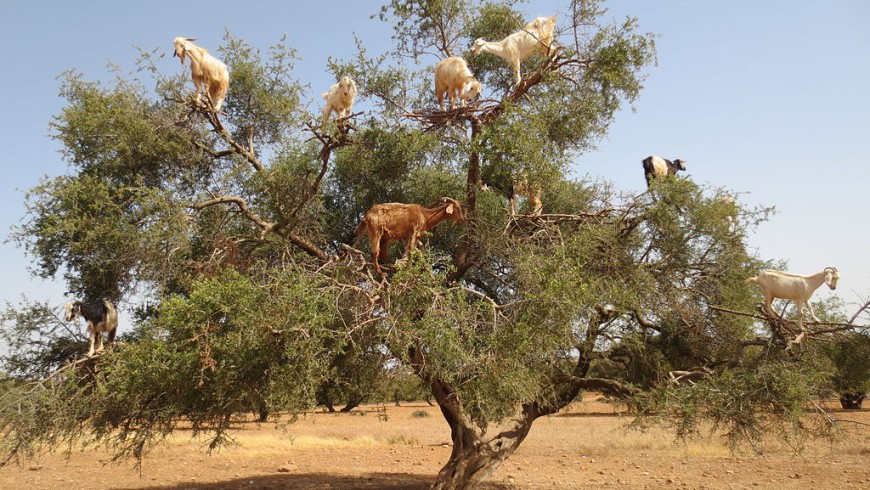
2, 1, 867, 489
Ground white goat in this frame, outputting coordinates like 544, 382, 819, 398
471, 15, 556, 85
719, 195, 737, 231
173, 37, 229, 112
434, 56, 482, 111
746, 267, 840, 327
322, 76, 357, 123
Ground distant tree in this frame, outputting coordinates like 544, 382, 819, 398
824, 329, 870, 409
0, 299, 85, 379
1, 2, 866, 489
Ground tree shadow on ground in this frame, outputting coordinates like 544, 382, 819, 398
135, 472, 512, 489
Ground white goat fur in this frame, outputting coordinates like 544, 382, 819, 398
322, 76, 358, 122
471, 16, 556, 85
434, 57, 482, 110
747, 267, 840, 327
173, 37, 229, 112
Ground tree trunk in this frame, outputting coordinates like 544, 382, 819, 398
430, 407, 536, 490
340, 399, 361, 412
450, 118, 482, 282
412, 344, 596, 489
839, 392, 865, 410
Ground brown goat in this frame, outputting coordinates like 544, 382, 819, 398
353, 197, 466, 276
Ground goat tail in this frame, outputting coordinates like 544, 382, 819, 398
745, 276, 758, 284
353, 218, 367, 238
103, 300, 119, 332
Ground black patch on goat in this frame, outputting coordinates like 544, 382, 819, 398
66, 300, 118, 355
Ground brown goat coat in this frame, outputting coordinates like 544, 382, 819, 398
354, 198, 465, 275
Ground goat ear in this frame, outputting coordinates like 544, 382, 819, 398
446, 204, 455, 215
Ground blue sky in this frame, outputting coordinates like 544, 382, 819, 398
1, 0, 868, 329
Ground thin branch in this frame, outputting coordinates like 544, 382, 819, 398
554, 374, 637, 400
179, 96, 265, 173
192, 196, 274, 232
848, 297, 870, 324
279, 120, 356, 233
216, 126, 265, 173
190, 195, 330, 261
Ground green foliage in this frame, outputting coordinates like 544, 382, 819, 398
634, 357, 835, 452
0, 299, 85, 379
824, 331, 870, 396
0, 268, 348, 462
378, 0, 477, 59
4, 2, 855, 480
220, 34, 307, 145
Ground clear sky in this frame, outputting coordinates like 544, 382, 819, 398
1, 0, 868, 329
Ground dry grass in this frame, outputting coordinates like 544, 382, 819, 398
2, 397, 868, 489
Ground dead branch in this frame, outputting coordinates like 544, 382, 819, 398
403, 103, 490, 130
668, 368, 713, 386
710, 304, 867, 356
848, 297, 870, 324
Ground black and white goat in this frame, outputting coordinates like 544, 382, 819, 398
642, 155, 686, 188
64, 300, 118, 357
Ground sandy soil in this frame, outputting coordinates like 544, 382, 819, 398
1, 396, 868, 489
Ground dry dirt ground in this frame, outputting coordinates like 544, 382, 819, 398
1, 396, 868, 489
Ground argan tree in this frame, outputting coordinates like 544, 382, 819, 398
2, 1, 866, 489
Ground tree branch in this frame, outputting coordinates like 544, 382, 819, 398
216, 126, 265, 173
279, 120, 355, 233
553, 374, 637, 400
190, 195, 330, 262
192, 196, 274, 231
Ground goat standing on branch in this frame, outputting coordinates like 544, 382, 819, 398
322, 76, 357, 123
173, 37, 229, 112
642, 155, 686, 188
509, 178, 543, 216
434, 57, 482, 111
354, 197, 466, 276
747, 267, 840, 328
471, 16, 557, 85
719, 195, 738, 232
64, 300, 119, 357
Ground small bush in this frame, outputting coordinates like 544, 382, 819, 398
411, 410, 430, 418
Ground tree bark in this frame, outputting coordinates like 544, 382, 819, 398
449, 118, 482, 283
430, 405, 537, 490
418, 341, 632, 489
